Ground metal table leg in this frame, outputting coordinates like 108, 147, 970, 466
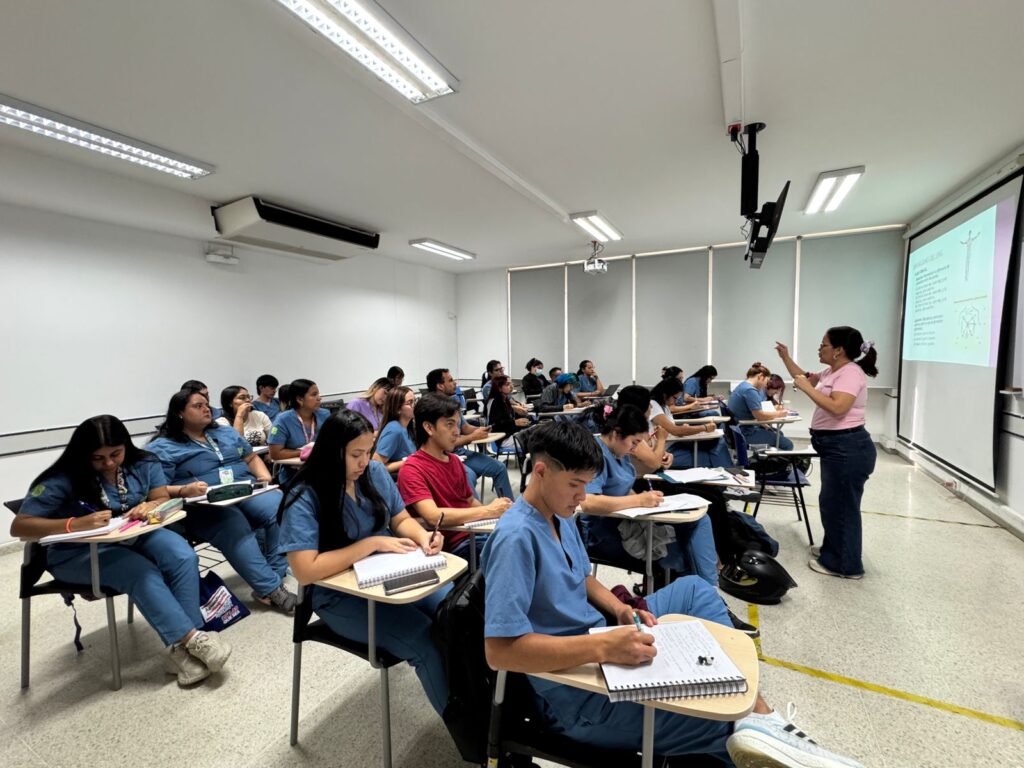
645, 523, 654, 591
468, 533, 478, 573
641, 706, 655, 768
368, 601, 392, 768
91, 543, 121, 690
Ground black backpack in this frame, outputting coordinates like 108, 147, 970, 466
432, 569, 493, 764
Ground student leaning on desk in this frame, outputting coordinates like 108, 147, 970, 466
149, 389, 297, 614
277, 410, 450, 715
10, 415, 232, 686
728, 362, 794, 451
480, 420, 864, 768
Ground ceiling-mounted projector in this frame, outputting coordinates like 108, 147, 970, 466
583, 240, 608, 275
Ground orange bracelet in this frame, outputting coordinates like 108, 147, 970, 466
65, 516, 74, 533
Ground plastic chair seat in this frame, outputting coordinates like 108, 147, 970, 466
300, 619, 402, 668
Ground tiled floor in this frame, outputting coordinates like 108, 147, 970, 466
0, 446, 1021, 767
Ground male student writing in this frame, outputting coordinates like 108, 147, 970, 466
480, 420, 863, 768
398, 394, 512, 560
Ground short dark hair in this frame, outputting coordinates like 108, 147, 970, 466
413, 393, 460, 447
527, 420, 604, 474
181, 379, 207, 393
426, 368, 450, 393
525, 357, 542, 371
650, 376, 683, 405
386, 365, 404, 381
549, 366, 563, 379
662, 366, 683, 380
616, 385, 651, 412
256, 374, 279, 390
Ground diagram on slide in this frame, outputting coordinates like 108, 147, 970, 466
960, 229, 979, 281
959, 305, 981, 339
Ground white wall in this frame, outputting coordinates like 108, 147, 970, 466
455, 268, 508, 384
0, 201, 458, 544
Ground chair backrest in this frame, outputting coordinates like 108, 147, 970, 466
729, 426, 750, 467
291, 583, 317, 643
322, 398, 345, 414
3, 500, 46, 599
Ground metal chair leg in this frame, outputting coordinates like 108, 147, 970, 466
127, 598, 135, 624
796, 482, 814, 546
104, 597, 122, 691
21, 597, 30, 688
289, 642, 303, 746
380, 667, 392, 768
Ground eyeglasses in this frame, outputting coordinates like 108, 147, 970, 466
236, 394, 253, 401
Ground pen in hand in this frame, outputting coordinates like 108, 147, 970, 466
632, 611, 644, 633
429, 511, 445, 550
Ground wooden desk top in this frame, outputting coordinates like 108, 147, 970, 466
607, 505, 707, 525
443, 519, 499, 534
531, 615, 758, 721
737, 415, 800, 426
273, 456, 305, 466
251, 444, 270, 455
644, 471, 756, 489
77, 509, 187, 544
537, 408, 585, 418
665, 430, 723, 443
674, 415, 731, 425
315, 551, 467, 605
469, 432, 506, 446
185, 485, 280, 508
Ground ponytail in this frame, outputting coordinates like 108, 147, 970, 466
826, 326, 878, 378
593, 403, 649, 437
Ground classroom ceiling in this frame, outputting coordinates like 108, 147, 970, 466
1, 0, 1023, 272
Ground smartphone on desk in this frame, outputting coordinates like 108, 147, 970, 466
383, 570, 440, 596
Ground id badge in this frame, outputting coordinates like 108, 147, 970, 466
218, 467, 235, 485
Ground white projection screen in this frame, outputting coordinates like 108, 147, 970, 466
898, 171, 1023, 488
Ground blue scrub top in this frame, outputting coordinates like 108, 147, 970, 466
20, 458, 166, 565
576, 374, 598, 393
581, 438, 636, 545
375, 420, 416, 462
683, 376, 702, 398
268, 408, 330, 449
252, 398, 281, 421
277, 461, 405, 610
727, 381, 764, 422
148, 425, 254, 486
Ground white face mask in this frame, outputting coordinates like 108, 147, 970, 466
534, 367, 543, 374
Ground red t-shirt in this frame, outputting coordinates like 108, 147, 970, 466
398, 449, 474, 551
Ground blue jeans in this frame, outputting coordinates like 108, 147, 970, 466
810, 427, 876, 576
533, 577, 734, 762
49, 529, 203, 646
185, 505, 282, 597
582, 516, 718, 586
740, 424, 794, 451
450, 533, 490, 561
669, 438, 733, 470
462, 450, 514, 499
236, 492, 289, 578
314, 584, 453, 716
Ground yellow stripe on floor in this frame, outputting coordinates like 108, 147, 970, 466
745, 605, 1023, 731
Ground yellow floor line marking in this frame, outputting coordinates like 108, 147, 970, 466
746, 605, 1022, 731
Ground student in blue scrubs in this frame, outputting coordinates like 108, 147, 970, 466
649, 378, 732, 469
10, 415, 231, 685
372, 386, 418, 473
481, 420, 864, 767
278, 410, 450, 715
579, 404, 719, 586
149, 389, 297, 613
181, 379, 222, 420
684, 365, 719, 402
268, 379, 329, 462
574, 359, 606, 398
252, 374, 281, 420
728, 362, 793, 450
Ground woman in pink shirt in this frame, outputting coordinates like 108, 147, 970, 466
775, 326, 878, 579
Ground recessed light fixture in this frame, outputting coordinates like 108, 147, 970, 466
409, 238, 475, 261
569, 211, 622, 242
272, 0, 457, 103
0, 93, 213, 179
804, 166, 864, 214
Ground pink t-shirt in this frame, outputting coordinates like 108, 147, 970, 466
810, 363, 868, 430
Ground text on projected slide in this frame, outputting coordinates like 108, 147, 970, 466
903, 206, 997, 366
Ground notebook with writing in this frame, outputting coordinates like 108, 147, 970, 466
613, 493, 707, 519
589, 620, 747, 703
352, 549, 447, 589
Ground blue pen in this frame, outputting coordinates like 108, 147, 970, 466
632, 611, 644, 633
78, 501, 98, 513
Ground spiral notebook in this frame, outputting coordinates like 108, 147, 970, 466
589, 620, 747, 703
463, 517, 500, 529
352, 550, 447, 588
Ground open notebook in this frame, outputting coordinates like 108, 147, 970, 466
352, 549, 447, 589
613, 493, 707, 519
40, 516, 126, 545
590, 620, 747, 703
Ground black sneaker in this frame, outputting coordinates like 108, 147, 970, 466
727, 608, 760, 639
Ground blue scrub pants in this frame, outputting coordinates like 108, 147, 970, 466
810, 427, 876, 577
235, 493, 289, 578
583, 516, 718, 586
450, 533, 489, 561
740, 424, 794, 451
534, 576, 734, 762
462, 450, 514, 499
315, 584, 453, 716
185, 505, 282, 597
49, 529, 203, 646
669, 438, 733, 470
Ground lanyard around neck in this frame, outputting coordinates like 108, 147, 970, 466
298, 412, 316, 444
192, 433, 225, 462
98, 467, 130, 512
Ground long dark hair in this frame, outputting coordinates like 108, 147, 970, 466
592, 403, 649, 437
155, 389, 211, 442
827, 326, 878, 377
689, 365, 718, 397
481, 360, 501, 386
576, 360, 592, 376
33, 415, 155, 508
486, 375, 511, 403
279, 411, 389, 552
662, 365, 683, 380
287, 379, 316, 409
220, 385, 246, 422
650, 377, 684, 407
375, 386, 416, 451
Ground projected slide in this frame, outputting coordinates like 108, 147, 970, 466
903, 205, 996, 366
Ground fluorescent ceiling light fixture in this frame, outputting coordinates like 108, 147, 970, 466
0, 93, 213, 180
570, 211, 623, 242
409, 238, 475, 261
804, 166, 864, 214
272, 0, 456, 103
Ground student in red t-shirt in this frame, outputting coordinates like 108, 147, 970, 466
398, 394, 512, 560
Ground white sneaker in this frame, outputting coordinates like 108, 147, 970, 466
727, 704, 863, 768
809, 545, 821, 558
165, 645, 210, 686
185, 630, 232, 672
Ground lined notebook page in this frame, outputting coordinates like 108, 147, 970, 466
590, 621, 746, 702
463, 517, 500, 529
352, 550, 446, 588
613, 493, 707, 519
